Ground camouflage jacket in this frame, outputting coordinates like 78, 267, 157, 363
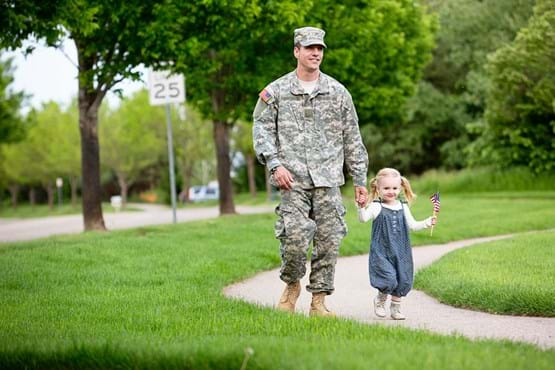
252, 71, 368, 188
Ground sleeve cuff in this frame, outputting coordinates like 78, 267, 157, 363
353, 176, 367, 187
266, 158, 281, 172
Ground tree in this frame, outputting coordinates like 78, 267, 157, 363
100, 90, 166, 208
362, 81, 471, 174
166, 0, 308, 214
1, 142, 28, 208
0, 105, 57, 208
172, 104, 215, 204
168, 0, 434, 212
313, 0, 437, 126
0, 1, 194, 230
305, 0, 437, 175
402, 0, 537, 173
233, 121, 257, 198
51, 101, 81, 207
24, 102, 74, 208
0, 56, 26, 144
473, 0, 555, 172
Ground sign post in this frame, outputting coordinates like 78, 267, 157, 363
148, 69, 186, 224
56, 177, 63, 208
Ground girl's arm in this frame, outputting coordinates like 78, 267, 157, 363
358, 201, 381, 223
403, 205, 434, 231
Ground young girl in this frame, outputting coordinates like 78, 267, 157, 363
358, 168, 436, 320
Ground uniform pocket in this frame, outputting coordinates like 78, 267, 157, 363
274, 204, 294, 239
336, 203, 348, 237
281, 102, 304, 132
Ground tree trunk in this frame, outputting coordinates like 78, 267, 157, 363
9, 184, 18, 209
45, 181, 55, 210
209, 50, 236, 215
117, 173, 128, 210
78, 98, 106, 230
29, 188, 36, 208
77, 47, 106, 231
179, 164, 194, 203
246, 154, 257, 198
213, 120, 236, 214
70, 175, 79, 208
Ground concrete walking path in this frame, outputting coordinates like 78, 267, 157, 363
3, 206, 553, 349
224, 234, 555, 349
0, 203, 275, 243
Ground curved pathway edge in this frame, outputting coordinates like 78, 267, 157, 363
224, 233, 555, 349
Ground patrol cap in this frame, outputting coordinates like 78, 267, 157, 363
294, 27, 327, 48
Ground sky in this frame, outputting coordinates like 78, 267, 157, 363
5, 38, 147, 113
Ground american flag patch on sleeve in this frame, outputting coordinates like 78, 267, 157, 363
259, 88, 273, 103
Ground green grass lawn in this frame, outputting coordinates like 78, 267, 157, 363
1, 193, 554, 369
415, 230, 555, 316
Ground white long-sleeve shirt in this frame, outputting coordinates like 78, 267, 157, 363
358, 201, 433, 231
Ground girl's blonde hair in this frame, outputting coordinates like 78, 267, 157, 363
369, 167, 416, 204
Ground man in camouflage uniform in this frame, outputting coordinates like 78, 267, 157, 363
252, 26, 369, 316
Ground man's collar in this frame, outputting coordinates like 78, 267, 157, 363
289, 71, 330, 96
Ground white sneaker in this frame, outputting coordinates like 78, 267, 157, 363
390, 301, 406, 320
373, 292, 388, 318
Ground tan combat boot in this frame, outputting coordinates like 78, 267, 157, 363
309, 292, 335, 317
277, 281, 301, 313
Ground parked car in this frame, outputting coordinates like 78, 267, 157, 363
188, 183, 219, 202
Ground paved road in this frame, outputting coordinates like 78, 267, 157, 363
0, 203, 275, 243
224, 233, 555, 349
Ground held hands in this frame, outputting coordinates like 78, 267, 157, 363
272, 166, 294, 190
354, 186, 368, 207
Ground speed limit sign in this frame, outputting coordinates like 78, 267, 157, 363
148, 69, 185, 106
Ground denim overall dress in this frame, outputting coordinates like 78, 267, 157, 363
368, 200, 413, 297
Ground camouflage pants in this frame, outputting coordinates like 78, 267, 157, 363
274, 186, 347, 294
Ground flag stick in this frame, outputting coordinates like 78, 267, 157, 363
429, 191, 440, 236
430, 210, 437, 236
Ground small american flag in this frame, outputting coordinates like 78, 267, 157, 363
429, 192, 441, 213
259, 88, 272, 103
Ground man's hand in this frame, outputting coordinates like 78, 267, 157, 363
272, 166, 294, 190
354, 186, 368, 207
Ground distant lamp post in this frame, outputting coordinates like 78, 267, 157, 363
56, 177, 63, 207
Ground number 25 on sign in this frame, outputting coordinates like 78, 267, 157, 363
148, 69, 185, 106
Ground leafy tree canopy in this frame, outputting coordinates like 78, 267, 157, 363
0, 57, 26, 144
477, 0, 555, 173
314, 0, 437, 125
0, 0, 204, 229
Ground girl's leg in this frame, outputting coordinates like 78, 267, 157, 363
390, 295, 405, 320
373, 291, 389, 318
